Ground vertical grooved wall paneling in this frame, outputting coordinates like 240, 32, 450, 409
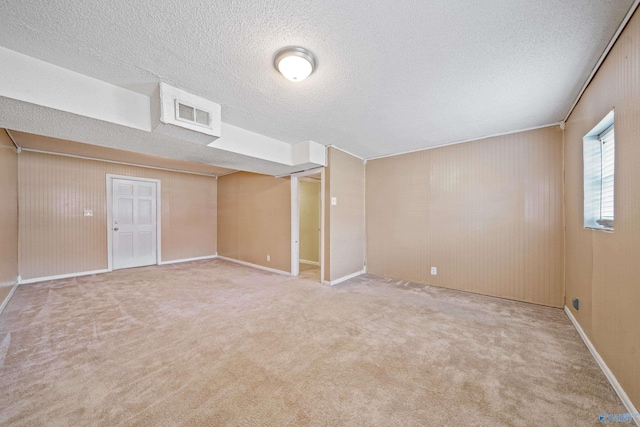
323, 158, 331, 280
564, 9, 640, 408
217, 172, 291, 272
0, 130, 18, 295
326, 148, 366, 281
366, 126, 564, 307
19, 151, 217, 279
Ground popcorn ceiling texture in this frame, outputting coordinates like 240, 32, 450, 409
0, 97, 304, 176
0, 259, 626, 425
0, 0, 634, 160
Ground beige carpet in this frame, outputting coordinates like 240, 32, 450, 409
298, 263, 320, 282
0, 259, 625, 426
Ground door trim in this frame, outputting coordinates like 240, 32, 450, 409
290, 168, 325, 282
106, 174, 162, 271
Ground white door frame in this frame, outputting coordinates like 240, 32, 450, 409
291, 168, 325, 282
106, 174, 162, 271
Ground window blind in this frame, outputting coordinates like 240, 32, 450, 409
599, 126, 615, 221
583, 110, 614, 230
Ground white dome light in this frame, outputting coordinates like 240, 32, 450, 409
274, 47, 316, 82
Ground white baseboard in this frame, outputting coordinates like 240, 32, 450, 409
19, 269, 110, 285
159, 255, 217, 265
300, 259, 320, 266
324, 269, 365, 286
217, 256, 291, 276
0, 283, 19, 315
565, 307, 639, 426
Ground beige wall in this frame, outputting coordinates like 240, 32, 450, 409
299, 180, 320, 263
564, 10, 640, 408
326, 148, 366, 282
19, 151, 217, 279
217, 172, 291, 272
367, 126, 564, 307
0, 130, 18, 292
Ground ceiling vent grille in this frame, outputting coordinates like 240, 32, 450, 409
151, 83, 221, 144
176, 100, 211, 129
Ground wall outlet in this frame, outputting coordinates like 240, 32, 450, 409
267, 255, 270, 262
430, 267, 437, 275
84, 209, 93, 217
331, 197, 337, 206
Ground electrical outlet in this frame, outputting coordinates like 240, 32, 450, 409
84, 209, 93, 217
267, 255, 270, 262
331, 197, 337, 206
430, 267, 437, 275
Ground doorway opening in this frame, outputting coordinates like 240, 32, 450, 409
106, 175, 161, 271
291, 168, 324, 283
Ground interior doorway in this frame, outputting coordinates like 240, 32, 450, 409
107, 175, 161, 271
291, 168, 324, 282
298, 174, 321, 281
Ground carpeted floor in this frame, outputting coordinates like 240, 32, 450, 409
298, 263, 320, 282
0, 259, 625, 426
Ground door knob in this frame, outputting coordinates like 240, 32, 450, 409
113, 227, 119, 231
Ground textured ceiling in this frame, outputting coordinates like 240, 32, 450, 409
0, 0, 634, 159
10, 131, 235, 176
0, 97, 317, 176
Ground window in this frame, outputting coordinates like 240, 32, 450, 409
583, 110, 615, 231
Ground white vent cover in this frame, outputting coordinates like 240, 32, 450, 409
151, 83, 221, 144
176, 100, 212, 128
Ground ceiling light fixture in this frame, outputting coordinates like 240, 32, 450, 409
274, 47, 316, 82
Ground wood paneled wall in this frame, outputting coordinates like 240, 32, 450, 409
564, 9, 640, 408
0, 130, 18, 291
217, 172, 291, 273
326, 148, 366, 282
19, 151, 217, 279
299, 181, 320, 263
366, 126, 564, 307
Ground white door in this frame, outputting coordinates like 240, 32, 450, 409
112, 178, 157, 270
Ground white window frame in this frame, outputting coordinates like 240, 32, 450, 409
583, 110, 615, 231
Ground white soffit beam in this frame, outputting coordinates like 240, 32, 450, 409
151, 82, 222, 144
209, 124, 326, 167
209, 122, 292, 164
0, 46, 150, 132
0, 46, 326, 170
292, 140, 327, 167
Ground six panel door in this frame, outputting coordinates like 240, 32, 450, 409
112, 178, 157, 270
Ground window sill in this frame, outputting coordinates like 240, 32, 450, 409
585, 226, 614, 233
